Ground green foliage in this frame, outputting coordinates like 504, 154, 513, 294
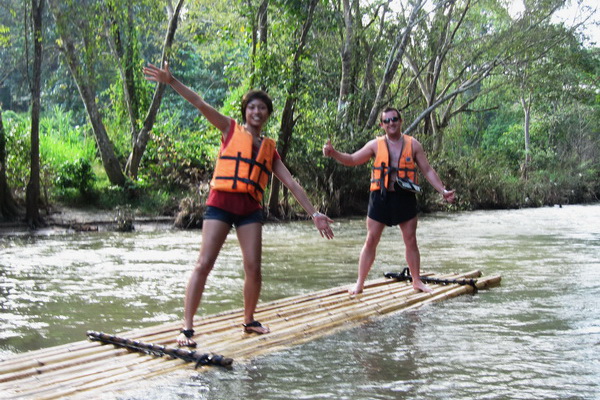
163, 48, 231, 126
1, 0, 598, 218
39, 107, 100, 202
285, 96, 373, 216
220, 85, 251, 124
183, 0, 251, 88
55, 158, 96, 196
4, 108, 98, 201
3, 111, 30, 193
102, 111, 133, 162
140, 109, 220, 189
0, 24, 9, 47
90, 181, 186, 216
39, 107, 97, 164
429, 152, 527, 210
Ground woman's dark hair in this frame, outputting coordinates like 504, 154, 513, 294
241, 90, 274, 123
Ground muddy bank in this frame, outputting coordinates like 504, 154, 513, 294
0, 206, 175, 236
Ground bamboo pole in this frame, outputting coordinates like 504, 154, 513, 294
0, 271, 499, 400
8, 357, 175, 400
236, 273, 496, 353
206, 275, 486, 356
1, 270, 479, 373
0, 271, 477, 378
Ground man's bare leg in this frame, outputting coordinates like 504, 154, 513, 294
350, 217, 386, 295
399, 217, 433, 293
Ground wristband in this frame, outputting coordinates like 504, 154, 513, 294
312, 212, 322, 219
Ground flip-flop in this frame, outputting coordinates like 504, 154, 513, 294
177, 329, 197, 347
242, 321, 270, 334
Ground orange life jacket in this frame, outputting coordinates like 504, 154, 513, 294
370, 134, 418, 192
210, 123, 276, 202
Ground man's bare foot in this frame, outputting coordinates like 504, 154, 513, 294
177, 329, 197, 347
243, 321, 270, 334
348, 283, 364, 296
413, 280, 433, 293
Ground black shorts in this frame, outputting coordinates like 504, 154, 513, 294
367, 190, 418, 226
203, 206, 264, 228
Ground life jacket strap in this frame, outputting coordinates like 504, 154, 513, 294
218, 154, 271, 175
214, 152, 271, 196
215, 151, 250, 189
370, 162, 388, 196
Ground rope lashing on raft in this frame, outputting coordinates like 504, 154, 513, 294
86, 331, 233, 369
384, 267, 478, 293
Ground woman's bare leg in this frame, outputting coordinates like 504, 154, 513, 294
236, 222, 269, 333
177, 219, 231, 346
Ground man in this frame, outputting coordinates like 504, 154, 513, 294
323, 107, 455, 294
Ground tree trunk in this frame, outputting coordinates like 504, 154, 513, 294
65, 39, 127, 186
105, 2, 138, 137
0, 108, 20, 221
337, 0, 353, 128
48, 0, 127, 186
357, 3, 389, 128
25, 0, 44, 228
402, 66, 494, 136
520, 92, 532, 180
258, 1, 269, 51
365, 0, 424, 129
249, 0, 269, 89
268, 0, 318, 217
125, 0, 185, 179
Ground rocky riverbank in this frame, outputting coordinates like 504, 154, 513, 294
0, 206, 175, 236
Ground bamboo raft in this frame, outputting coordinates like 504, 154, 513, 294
0, 270, 500, 399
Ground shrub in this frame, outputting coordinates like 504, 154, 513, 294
55, 158, 96, 196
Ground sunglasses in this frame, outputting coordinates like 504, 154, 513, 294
381, 116, 400, 124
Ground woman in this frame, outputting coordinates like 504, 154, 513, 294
144, 62, 334, 347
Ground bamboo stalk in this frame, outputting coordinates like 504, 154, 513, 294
59, 282, 454, 396
117, 271, 480, 353
0, 344, 132, 381
225, 273, 487, 354
0, 271, 498, 400
97, 276, 408, 348
2, 271, 478, 372
2, 270, 480, 370
2, 350, 152, 387
208, 281, 466, 356
1, 272, 469, 377
10, 357, 175, 400
195, 282, 420, 347
239, 275, 500, 360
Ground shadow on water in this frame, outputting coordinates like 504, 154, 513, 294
1, 204, 599, 399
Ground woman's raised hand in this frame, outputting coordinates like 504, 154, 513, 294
143, 61, 173, 85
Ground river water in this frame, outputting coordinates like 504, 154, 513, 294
1, 204, 599, 399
